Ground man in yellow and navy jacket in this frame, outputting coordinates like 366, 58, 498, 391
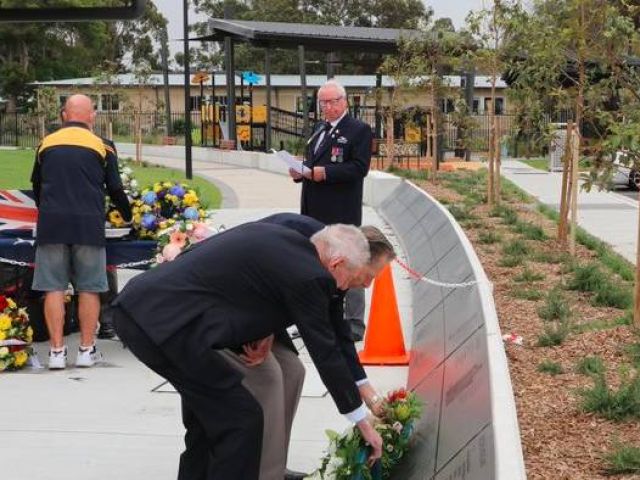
30, 94, 132, 370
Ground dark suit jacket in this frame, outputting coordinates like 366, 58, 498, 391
113, 222, 362, 414
301, 115, 372, 226
258, 213, 367, 382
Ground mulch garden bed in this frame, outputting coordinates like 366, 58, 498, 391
412, 172, 640, 479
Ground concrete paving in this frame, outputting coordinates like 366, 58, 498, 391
0, 154, 412, 479
502, 159, 638, 263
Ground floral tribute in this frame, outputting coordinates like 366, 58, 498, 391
106, 162, 140, 228
309, 388, 422, 480
130, 182, 207, 240
155, 219, 212, 264
0, 295, 33, 372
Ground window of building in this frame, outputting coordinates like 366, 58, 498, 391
190, 96, 202, 111
472, 99, 480, 114
483, 97, 505, 115
100, 94, 119, 111
439, 98, 455, 114
296, 95, 314, 113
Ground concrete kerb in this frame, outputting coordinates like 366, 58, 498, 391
369, 178, 525, 480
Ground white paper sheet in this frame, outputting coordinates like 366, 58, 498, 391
272, 149, 311, 175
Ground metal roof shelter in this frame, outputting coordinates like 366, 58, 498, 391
192, 19, 421, 149
197, 19, 420, 53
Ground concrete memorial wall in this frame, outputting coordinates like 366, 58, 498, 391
366, 176, 525, 480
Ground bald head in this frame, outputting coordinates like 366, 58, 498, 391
62, 94, 95, 128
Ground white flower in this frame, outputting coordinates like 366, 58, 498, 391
123, 167, 133, 175
130, 179, 138, 189
393, 421, 403, 433
0, 347, 9, 357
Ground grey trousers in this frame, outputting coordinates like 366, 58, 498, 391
345, 287, 366, 340
221, 342, 306, 480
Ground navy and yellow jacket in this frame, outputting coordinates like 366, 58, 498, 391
31, 122, 132, 246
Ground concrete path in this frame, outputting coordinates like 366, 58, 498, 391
0, 153, 412, 479
502, 160, 638, 263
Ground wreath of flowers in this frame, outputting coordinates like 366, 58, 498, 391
309, 388, 422, 480
0, 294, 33, 372
131, 182, 207, 240
106, 161, 140, 228
155, 219, 213, 264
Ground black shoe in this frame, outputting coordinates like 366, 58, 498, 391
284, 468, 308, 480
97, 322, 118, 340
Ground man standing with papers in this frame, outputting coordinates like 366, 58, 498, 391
288, 79, 373, 341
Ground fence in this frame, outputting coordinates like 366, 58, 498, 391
0, 109, 543, 158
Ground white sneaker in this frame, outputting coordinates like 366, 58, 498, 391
75, 345, 103, 368
48, 346, 67, 370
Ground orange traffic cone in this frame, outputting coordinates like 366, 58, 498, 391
358, 264, 409, 365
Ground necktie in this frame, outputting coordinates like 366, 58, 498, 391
313, 122, 332, 154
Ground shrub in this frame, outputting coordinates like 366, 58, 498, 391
537, 289, 571, 322
447, 205, 475, 221
604, 444, 640, 474
503, 239, 529, 257
499, 255, 524, 267
566, 263, 607, 292
513, 221, 547, 241
576, 356, 605, 376
531, 251, 569, 264
514, 267, 545, 283
592, 284, 633, 310
537, 320, 570, 347
537, 360, 564, 375
478, 231, 501, 244
579, 373, 640, 421
511, 287, 544, 301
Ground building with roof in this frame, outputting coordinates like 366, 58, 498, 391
33, 73, 509, 116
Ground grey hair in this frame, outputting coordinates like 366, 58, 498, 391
311, 224, 370, 269
320, 79, 347, 99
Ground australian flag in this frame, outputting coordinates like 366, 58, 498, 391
0, 190, 37, 232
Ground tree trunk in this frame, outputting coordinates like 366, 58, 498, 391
557, 122, 573, 243
634, 187, 640, 327
569, 125, 580, 256
494, 117, 501, 205
487, 99, 495, 207
386, 112, 394, 169
431, 83, 438, 182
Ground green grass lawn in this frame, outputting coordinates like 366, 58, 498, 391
520, 158, 549, 171
520, 157, 592, 173
0, 148, 222, 209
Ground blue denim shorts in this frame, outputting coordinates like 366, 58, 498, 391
32, 244, 108, 292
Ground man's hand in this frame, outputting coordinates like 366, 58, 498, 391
355, 418, 383, 466
240, 334, 274, 366
288, 168, 303, 180
359, 383, 385, 417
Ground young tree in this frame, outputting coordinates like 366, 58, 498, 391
466, 0, 523, 207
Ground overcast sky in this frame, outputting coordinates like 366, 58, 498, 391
151, 0, 487, 57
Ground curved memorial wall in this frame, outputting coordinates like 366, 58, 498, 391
372, 178, 526, 480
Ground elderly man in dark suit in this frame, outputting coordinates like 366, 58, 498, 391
225, 213, 395, 480
289, 79, 373, 341
111, 222, 383, 480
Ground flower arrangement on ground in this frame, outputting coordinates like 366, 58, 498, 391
0, 294, 33, 372
309, 388, 422, 480
155, 219, 213, 263
131, 182, 207, 239
106, 161, 140, 228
